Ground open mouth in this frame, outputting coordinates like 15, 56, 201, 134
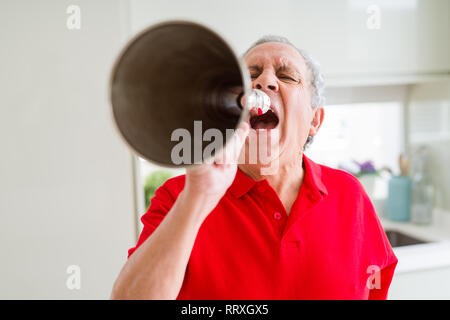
249, 109, 279, 130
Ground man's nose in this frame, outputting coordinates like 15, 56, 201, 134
253, 72, 279, 93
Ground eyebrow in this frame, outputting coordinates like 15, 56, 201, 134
248, 65, 263, 73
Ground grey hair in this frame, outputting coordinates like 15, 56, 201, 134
243, 35, 325, 108
243, 35, 325, 150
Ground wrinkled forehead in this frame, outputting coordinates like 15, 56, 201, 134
244, 42, 307, 74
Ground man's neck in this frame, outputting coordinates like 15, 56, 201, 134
239, 153, 305, 197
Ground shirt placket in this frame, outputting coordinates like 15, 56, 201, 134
253, 181, 288, 241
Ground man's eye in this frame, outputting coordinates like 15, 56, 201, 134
250, 74, 258, 79
279, 75, 296, 81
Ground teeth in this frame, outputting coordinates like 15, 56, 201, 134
261, 103, 270, 114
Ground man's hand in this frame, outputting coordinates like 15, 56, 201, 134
184, 121, 250, 216
111, 121, 249, 300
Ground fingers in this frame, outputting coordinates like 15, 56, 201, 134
213, 121, 249, 165
234, 121, 250, 149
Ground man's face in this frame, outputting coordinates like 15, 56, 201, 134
243, 42, 318, 163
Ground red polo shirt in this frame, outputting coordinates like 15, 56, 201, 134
128, 154, 398, 299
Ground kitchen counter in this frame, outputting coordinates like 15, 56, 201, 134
380, 208, 450, 274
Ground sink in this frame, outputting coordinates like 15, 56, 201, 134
384, 229, 431, 247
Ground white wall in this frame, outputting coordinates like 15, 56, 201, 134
0, 0, 136, 299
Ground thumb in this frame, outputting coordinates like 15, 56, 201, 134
214, 121, 250, 165
235, 121, 250, 146
226, 121, 250, 163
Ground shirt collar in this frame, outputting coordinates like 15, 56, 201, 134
229, 166, 258, 198
302, 153, 328, 198
229, 154, 328, 199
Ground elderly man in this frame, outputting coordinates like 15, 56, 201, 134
111, 36, 397, 300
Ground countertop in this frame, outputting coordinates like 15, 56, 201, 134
380, 208, 450, 274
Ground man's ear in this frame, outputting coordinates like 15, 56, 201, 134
309, 106, 324, 136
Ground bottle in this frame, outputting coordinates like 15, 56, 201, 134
386, 175, 412, 222
386, 153, 412, 222
410, 147, 434, 225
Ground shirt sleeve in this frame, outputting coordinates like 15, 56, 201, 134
367, 208, 398, 300
368, 259, 398, 300
127, 182, 178, 259
359, 182, 398, 300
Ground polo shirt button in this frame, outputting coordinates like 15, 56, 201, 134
273, 211, 282, 220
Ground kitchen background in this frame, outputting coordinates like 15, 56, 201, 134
0, 0, 449, 299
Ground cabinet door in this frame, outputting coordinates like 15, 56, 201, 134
344, 0, 450, 76
130, 0, 450, 79
389, 267, 450, 299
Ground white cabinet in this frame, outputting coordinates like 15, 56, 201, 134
389, 266, 450, 299
130, 0, 450, 85
343, 0, 450, 76
381, 212, 450, 300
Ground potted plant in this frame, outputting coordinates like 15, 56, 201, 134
144, 170, 174, 210
339, 160, 380, 196
354, 160, 380, 196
